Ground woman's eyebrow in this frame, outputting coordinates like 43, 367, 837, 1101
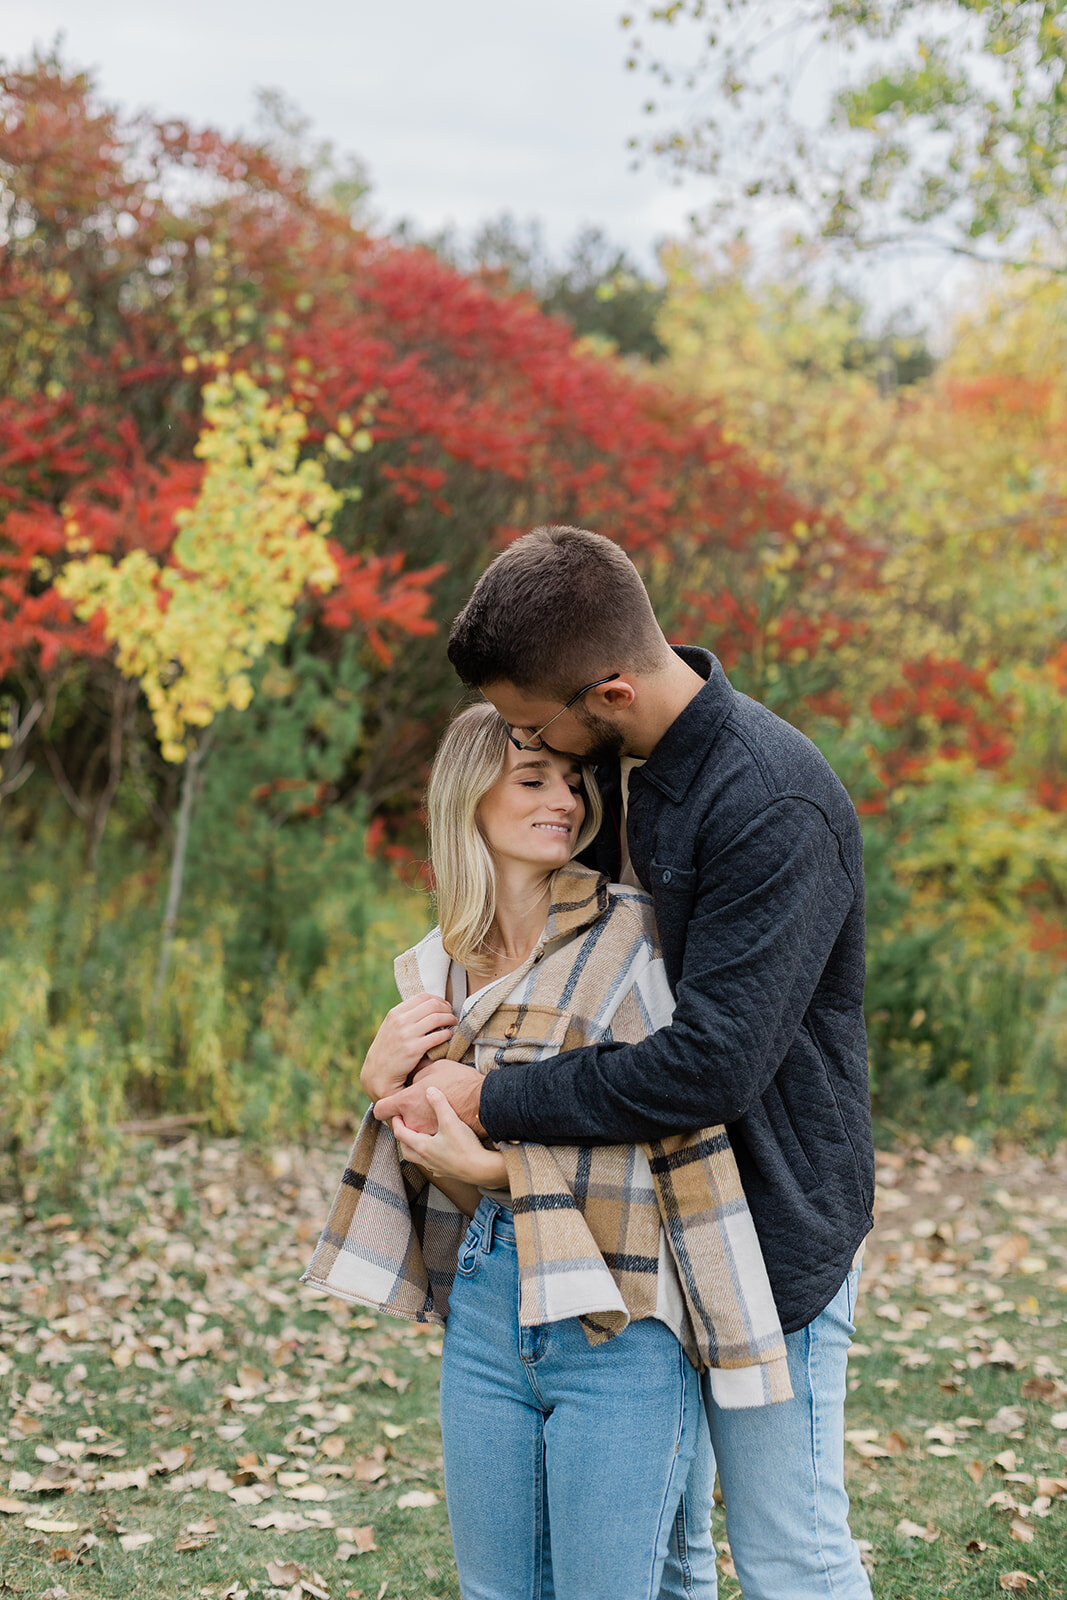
513, 758, 551, 773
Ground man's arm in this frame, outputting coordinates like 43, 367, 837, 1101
479, 796, 858, 1145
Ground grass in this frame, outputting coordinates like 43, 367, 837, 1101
1, 1137, 1065, 1600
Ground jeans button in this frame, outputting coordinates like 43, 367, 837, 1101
662, 868, 672, 884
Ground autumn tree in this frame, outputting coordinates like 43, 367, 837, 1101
622, 0, 1067, 271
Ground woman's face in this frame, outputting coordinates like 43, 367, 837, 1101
476, 742, 586, 870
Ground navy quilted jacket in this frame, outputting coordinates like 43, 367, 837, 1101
479, 647, 875, 1333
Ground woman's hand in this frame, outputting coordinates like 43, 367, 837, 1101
391, 1086, 507, 1188
360, 994, 457, 1101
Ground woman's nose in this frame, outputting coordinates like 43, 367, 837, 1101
549, 782, 578, 811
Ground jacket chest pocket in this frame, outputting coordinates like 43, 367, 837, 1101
650, 858, 696, 893
474, 1004, 575, 1074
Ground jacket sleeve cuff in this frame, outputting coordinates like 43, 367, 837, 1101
479, 1065, 525, 1143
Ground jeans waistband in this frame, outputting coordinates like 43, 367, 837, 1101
471, 1194, 515, 1248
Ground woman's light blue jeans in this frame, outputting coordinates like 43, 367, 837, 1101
439, 1197, 701, 1600
660, 1266, 872, 1600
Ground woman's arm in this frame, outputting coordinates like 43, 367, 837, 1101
360, 993, 457, 1101
401, 1164, 485, 1220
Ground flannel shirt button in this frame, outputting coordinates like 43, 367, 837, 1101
534, 950, 543, 962
508, 1139, 521, 1146
505, 1023, 518, 1039
661, 868, 673, 884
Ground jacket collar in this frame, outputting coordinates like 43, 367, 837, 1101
637, 646, 734, 804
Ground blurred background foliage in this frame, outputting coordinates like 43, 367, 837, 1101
1, 46, 1064, 1198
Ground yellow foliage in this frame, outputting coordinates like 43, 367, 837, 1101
56, 373, 342, 761
656, 251, 1067, 696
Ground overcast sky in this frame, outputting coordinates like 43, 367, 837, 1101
3, 0, 970, 325
3, 0, 709, 259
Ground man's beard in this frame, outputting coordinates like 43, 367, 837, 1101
572, 705, 625, 766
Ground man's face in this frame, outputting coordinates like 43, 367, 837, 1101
483, 681, 625, 765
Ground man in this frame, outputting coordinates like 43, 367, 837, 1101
375, 525, 874, 1599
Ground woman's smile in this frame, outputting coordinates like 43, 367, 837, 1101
476, 741, 586, 866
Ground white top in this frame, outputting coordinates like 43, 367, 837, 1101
618, 756, 648, 890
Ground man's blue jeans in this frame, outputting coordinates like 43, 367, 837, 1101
660, 1266, 873, 1600
439, 1197, 700, 1600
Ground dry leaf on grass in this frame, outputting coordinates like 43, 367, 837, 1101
117, 1530, 155, 1551
396, 1490, 439, 1509
999, 1573, 1037, 1592
266, 1561, 305, 1585
895, 1518, 940, 1542
336, 1525, 378, 1559
24, 1518, 83, 1534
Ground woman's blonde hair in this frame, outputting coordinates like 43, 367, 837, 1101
427, 701, 603, 972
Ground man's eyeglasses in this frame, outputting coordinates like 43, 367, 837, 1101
505, 673, 621, 752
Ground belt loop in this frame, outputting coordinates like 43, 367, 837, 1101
482, 1199, 500, 1256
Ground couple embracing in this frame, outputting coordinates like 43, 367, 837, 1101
303, 526, 874, 1600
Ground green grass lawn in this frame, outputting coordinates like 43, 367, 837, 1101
2, 1137, 1065, 1599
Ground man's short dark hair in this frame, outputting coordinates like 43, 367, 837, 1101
447, 525, 668, 694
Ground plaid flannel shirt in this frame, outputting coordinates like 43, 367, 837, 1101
301, 864, 792, 1407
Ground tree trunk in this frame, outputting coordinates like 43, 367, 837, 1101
152, 729, 212, 1012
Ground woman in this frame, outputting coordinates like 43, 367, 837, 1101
302, 703, 790, 1600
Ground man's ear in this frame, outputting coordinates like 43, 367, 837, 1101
593, 679, 637, 714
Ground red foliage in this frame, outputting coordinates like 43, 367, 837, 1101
869, 656, 1016, 787
0, 53, 874, 801
944, 374, 1054, 420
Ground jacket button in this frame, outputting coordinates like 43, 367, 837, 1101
505, 1024, 518, 1039
661, 868, 672, 884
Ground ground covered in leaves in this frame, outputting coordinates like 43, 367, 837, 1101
2, 1138, 1065, 1600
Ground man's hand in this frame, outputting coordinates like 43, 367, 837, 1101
374, 1060, 486, 1136
360, 993, 457, 1102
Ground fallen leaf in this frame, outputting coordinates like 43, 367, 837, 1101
999, 1572, 1037, 1591
895, 1518, 939, 1542
285, 1484, 330, 1502
250, 1509, 314, 1531
320, 1434, 346, 1459
396, 1490, 439, 1509
336, 1526, 378, 1559
986, 1406, 1026, 1434
228, 1483, 273, 1505
965, 1461, 985, 1483
24, 1519, 83, 1534
266, 1561, 304, 1585
118, 1531, 155, 1551
1009, 1517, 1036, 1543
0, 1497, 32, 1514
992, 1235, 1031, 1270
1021, 1377, 1063, 1402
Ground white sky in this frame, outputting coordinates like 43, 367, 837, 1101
3, 0, 975, 329
3, 0, 705, 259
